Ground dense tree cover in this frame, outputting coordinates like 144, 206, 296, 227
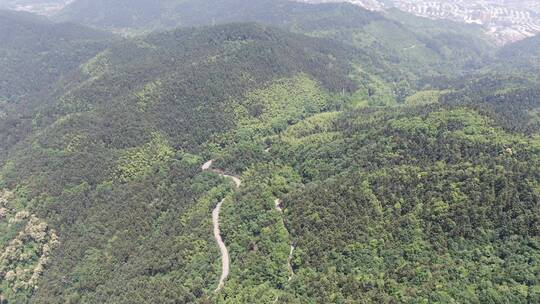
0, 3, 539, 303
0, 22, 358, 166
54, 0, 163, 30
30, 155, 230, 303
0, 10, 112, 102
421, 74, 540, 134
212, 98, 540, 303
43, 23, 358, 150
279, 107, 539, 303
217, 164, 300, 303
0, 10, 113, 164
54, 0, 381, 31
55, 0, 493, 84
0, 21, 360, 302
497, 34, 540, 72
442, 84, 540, 134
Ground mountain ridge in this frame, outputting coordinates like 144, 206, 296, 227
0, 2, 539, 303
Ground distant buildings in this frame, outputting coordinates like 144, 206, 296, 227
298, 0, 540, 45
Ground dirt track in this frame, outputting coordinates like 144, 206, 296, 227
202, 160, 241, 292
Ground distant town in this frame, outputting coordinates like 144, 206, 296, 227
2, 0, 539, 45
299, 0, 540, 45
0, 0, 72, 16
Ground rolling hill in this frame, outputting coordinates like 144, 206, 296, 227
0, 22, 363, 302
54, 0, 493, 83
0, 9, 111, 103
497, 34, 540, 72
0, 9, 112, 166
0, 2, 539, 304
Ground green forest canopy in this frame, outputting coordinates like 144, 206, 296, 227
0, 1, 539, 303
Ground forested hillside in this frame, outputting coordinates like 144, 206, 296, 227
0, 22, 360, 303
55, 0, 493, 83
181, 54, 539, 301
208, 81, 540, 302
0, 10, 111, 103
53, 0, 382, 31
0, 9, 112, 169
0, 1, 539, 303
497, 34, 540, 72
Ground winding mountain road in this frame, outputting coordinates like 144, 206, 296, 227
274, 199, 295, 281
273, 199, 296, 303
202, 160, 241, 292
211, 198, 229, 292
203, 160, 294, 294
